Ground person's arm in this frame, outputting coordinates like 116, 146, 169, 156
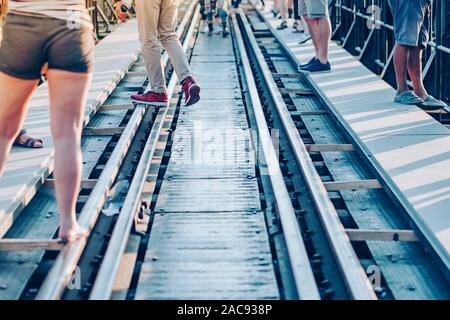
1, 0, 8, 25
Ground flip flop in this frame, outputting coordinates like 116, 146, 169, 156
13, 129, 44, 149
58, 227, 88, 244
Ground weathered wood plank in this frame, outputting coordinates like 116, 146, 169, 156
305, 144, 354, 152
83, 127, 126, 136
279, 87, 314, 96
324, 179, 382, 191
0, 239, 63, 252
346, 229, 419, 242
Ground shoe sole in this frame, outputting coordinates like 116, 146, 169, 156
131, 99, 167, 107
186, 85, 201, 106
298, 37, 312, 45
298, 69, 331, 74
416, 104, 446, 111
419, 106, 446, 112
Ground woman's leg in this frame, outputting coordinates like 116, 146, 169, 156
0, 72, 38, 176
46, 69, 92, 239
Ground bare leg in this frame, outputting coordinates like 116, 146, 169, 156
393, 44, 410, 94
304, 16, 318, 53
305, 17, 331, 63
46, 69, 92, 239
407, 46, 428, 99
316, 17, 331, 63
301, 16, 309, 34
0, 72, 38, 176
279, 0, 287, 22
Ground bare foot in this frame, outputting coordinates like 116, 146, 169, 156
58, 222, 88, 244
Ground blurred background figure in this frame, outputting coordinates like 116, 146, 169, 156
231, 0, 242, 8
113, 0, 131, 23
277, 0, 288, 30
201, 0, 230, 37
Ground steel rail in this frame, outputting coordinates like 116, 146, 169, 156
251, 2, 450, 280
239, 7, 376, 300
89, 4, 200, 300
35, 2, 197, 300
232, 13, 321, 300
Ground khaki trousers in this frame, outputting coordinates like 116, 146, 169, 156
136, 0, 191, 93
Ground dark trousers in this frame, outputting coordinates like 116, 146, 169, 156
293, 0, 300, 20
231, 0, 241, 8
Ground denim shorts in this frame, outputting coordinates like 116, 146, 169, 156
388, 0, 432, 48
0, 13, 94, 80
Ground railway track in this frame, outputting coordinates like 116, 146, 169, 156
236, 3, 449, 299
0, 0, 197, 300
0, 0, 448, 300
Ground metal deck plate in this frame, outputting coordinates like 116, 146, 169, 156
135, 31, 279, 300
264, 9, 450, 297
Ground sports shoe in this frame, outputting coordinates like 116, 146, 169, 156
417, 95, 447, 111
182, 77, 201, 106
299, 57, 316, 69
277, 21, 288, 30
299, 59, 331, 74
131, 91, 168, 107
393, 91, 423, 105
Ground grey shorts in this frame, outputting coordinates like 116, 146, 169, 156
388, 0, 431, 48
0, 13, 94, 80
299, 0, 329, 19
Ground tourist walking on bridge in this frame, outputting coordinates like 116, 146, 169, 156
132, 0, 201, 107
0, 0, 94, 242
388, 0, 446, 110
1, 0, 44, 149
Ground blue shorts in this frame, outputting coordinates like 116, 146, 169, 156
388, 0, 432, 49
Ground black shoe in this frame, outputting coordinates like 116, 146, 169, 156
299, 57, 316, 69
299, 59, 331, 74
277, 21, 288, 30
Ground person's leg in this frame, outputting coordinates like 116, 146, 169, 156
304, 15, 318, 49
272, 0, 280, 17
287, 0, 293, 18
159, 0, 200, 106
304, 0, 330, 64
392, 44, 410, 94
280, 0, 287, 21
135, 0, 165, 93
407, 46, 428, 99
407, 4, 430, 100
46, 69, 92, 239
158, 0, 191, 83
277, 0, 288, 29
314, 17, 331, 63
219, 1, 229, 37
0, 72, 38, 176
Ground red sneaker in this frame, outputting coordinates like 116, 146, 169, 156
131, 91, 168, 107
182, 77, 200, 106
